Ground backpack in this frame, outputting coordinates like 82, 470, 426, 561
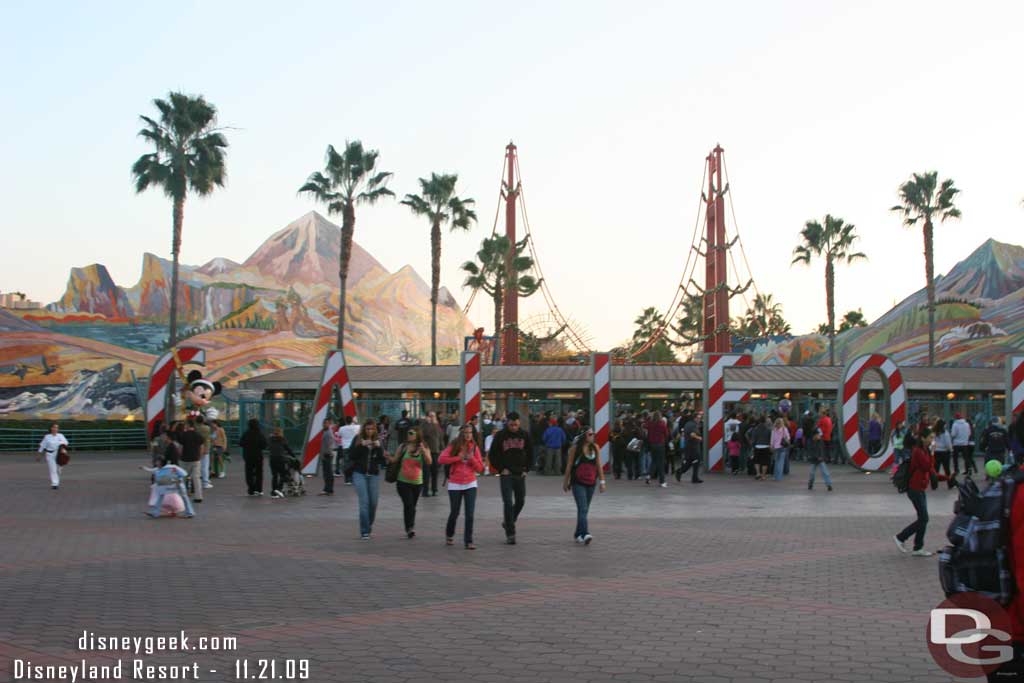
891, 459, 912, 493
938, 471, 1024, 605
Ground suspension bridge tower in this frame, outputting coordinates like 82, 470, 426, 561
703, 145, 731, 354
501, 141, 521, 365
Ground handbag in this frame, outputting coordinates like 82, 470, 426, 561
627, 438, 643, 453
385, 449, 403, 484
56, 445, 70, 466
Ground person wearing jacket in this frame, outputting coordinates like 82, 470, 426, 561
645, 411, 670, 488
982, 417, 1013, 464
542, 418, 568, 476
438, 424, 485, 549
893, 430, 950, 557
770, 417, 790, 481
267, 427, 296, 498
562, 428, 606, 544
950, 413, 974, 474
867, 413, 883, 455
349, 420, 387, 539
932, 419, 954, 486
750, 417, 773, 481
990, 466, 1024, 680
239, 419, 268, 496
489, 411, 533, 545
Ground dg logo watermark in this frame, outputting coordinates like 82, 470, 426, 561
927, 593, 1015, 678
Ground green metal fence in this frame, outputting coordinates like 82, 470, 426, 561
0, 427, 149, 452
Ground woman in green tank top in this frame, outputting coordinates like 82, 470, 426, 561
387, 427, 432, 538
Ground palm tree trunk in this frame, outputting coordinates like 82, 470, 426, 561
337, 203, 356, 350
924, 219, 936, 366
825, 255, 835, 366
430, 220, 441, 366
166, 195, 184, 420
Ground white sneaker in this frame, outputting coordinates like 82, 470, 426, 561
911, 549, 933, 557
893, 535, 909, 554
272, 490, 284, 498
659, 483, 668, 488
217, 473, 226, 479
203, 483, 213, 489
574, 536, 583, 544
583, 534, 593, 545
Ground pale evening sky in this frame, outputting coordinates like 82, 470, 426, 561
2, 0, 1022, 350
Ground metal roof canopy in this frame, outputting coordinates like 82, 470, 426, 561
239, 364, 1005, 394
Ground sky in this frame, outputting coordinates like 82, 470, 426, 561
2, 0, 1023, 351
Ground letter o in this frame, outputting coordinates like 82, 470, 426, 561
838, 353, 906, 471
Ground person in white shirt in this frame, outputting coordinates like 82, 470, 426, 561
37, 422, 69, 490
337, 415, 362, 483
949, 413, 974, 475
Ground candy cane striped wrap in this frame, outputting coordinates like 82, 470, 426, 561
839, 353, 906, 472
301, 350, 357, 474
145, 347, 206, 438
460, 351, 481, 422
1009, 355, 1024, 426
591, 353, 611, 468
703, 353, 752, 473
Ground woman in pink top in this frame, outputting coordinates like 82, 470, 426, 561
438, 423, 485, 549
770, 418, 790, 481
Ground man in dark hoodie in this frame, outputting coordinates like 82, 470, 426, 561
489, 411, 533, 545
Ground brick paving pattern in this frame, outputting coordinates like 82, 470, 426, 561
0, 452, 965, 682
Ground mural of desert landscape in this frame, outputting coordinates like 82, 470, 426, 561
0, 211, 474, 420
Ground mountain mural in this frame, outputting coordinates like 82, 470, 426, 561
0, 211, 475, 419
750, 238, 1024, 366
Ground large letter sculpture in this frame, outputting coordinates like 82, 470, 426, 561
146, 346, 206, 439
839, 353, 906, 471
704, 353, 753, 472
1009, 355, 1024, 426
591, 352, 611, 469
301, 350, 357, 475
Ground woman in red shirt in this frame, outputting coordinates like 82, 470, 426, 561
893, 429, 949, 556
645, 411, 670, 488
438, 424, 485, 549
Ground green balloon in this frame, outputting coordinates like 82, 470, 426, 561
986, 460, 1004, 478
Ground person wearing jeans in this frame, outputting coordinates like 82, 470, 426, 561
562, 429, 606, 543
645, 411, 669, 487
349, 420, 386, 539
806, 432, 833, 492
317, 419, 335, 496
439, 424, 484, 549
771, 418, 789, 481
489, 412, 533, 544
894, 430, 949, 556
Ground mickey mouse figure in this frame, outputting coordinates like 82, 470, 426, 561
183, 369, 222, 421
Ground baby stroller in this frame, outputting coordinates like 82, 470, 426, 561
283, 456, 306, 497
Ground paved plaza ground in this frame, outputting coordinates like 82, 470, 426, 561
0, 452, 969, 682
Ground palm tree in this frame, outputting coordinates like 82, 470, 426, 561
742, 293, 791, 338
461, 235, 540, 360
890, 171, 961, 366
299, 141, 393, 349
402, 174, 476, 365
631, 307, 676, 363
792, 215, 866, 366
672, 293, 704, 345
838, 308, 868, 332
131, 92, 228, 352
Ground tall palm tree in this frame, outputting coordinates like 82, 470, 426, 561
461, 235, 540, 360
401, 173, 476, 365
792, 215, 866, 366
742, 293, 791, 338
131, 92, 228, 352
299, 141, 393, 349
631, 307, 676, 363
890, 171, 961, 366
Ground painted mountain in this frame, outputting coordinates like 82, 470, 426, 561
0, 211, 474, 419
750, 238, 1024, 366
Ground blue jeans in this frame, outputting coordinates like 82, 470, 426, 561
572, 482, 596, 538
773, 448, 788, 480
648, 443, 666, 484
897, 489, 929, 551
446, 487, 477, 544
808, 461, 832, 487
640, 450, 652, 477
201, 453, 210, 486
351, 472, 380, 536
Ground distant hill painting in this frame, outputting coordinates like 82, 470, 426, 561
0, 211, 474, 419
750, 239, 1024, 366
